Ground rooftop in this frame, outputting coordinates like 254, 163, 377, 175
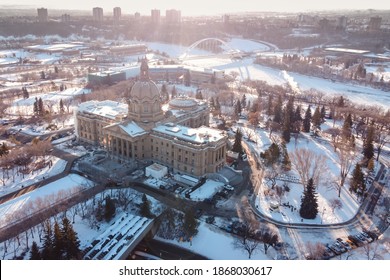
77, 100, 127, 120
153, 124, 225, 144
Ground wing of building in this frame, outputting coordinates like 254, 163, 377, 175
75, 59, 227, 177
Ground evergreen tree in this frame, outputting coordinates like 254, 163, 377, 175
22, 87, 29, 99
363, 125, 375, 160
104, 196, 116, 222
95, 200, 104, 222
281, 142, 291, 171
195, 90, 203, 100
311, 107, 322, 130
214, 97, 221, 111
33, 97, 39, 115
260, 142, 280, 166
294, 105, 302, 123
209, 97, 215, 110
61, 217, 81, 260
282, 111, 291, 143
267, 94, 273, 116
171, 86, 177, 99
320, 105, 326, 122
0, 143, 9, 157
241, 94, 247, 109
232, 129, 243, 155
350, 164, 366, 196
40, 71, 46, 80
53, 221, 64, 259
299, 178, 318, 219
54, 66, 59, 74
273, 95, 283, 124
59, 99, 65, 114
234, 99, 242, 116
337, 96, 345, 107
342, 113, 353, 140
41, 222, 54, 260
140, 194, 152, 218
29, 241, 41, 260
38, 98, 44, 116
183, 209, 199, 240
303, 105, 312, 132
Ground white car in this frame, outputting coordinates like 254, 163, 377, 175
224, 185, 234, 191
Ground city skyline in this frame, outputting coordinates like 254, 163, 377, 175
2, 0, 390, 16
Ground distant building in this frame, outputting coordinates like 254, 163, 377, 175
223, 14, 230, 24
113, 7, 121, 22
87, 71, 126, 85
93, 7, 104, 22
337, 16, 347, 31
165, 9, 181, 24
369, 16, 382, 31
134, 12, 141, 20
151, 9, 161, 24
37, 8, 48, 22
61, 14, 71, 22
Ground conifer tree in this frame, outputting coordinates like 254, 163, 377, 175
294, 105, 302, 123
183, 209, 199, 240
0, 143, 9, 157
41, 222, 54, 260
267, 94, 273, 116
61, 217, 81, 260
281, 142, 291, 171
232, 129, 243, 155
171, 86, 177, 99
33, 97, 39, 115
363, 125, 375, 160
299, 178, 318, 219
214, 97, 221, 111
29, 241, 41, 260
350, 164, 366, 196
311, 107, 322, 130
342, 113, 353, 140
234, 99, 242, 117
241, 94, 247, 109
303, 105, 312, 132
320, 105, 326, 122
140, 194, 152, 218
53, 221, 64, 259
38, 98, 44, 116
273, 95, 283, 124
59, 99, 65, 114
104, 196, 116, 222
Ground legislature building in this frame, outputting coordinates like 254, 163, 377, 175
75, 60, 227, 177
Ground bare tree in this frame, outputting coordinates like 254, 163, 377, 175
305, 242, 326, 260
264, 164, 282, 189
329, 198, 343, 213
375, 130, 389, 161
290, 148, 328, 188
335, 143, 356, 197
362, 242, 383, 260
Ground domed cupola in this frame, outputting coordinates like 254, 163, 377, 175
127, 59, 164, 124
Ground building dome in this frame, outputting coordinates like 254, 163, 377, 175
127, 59, 164, 124
169, 97, 198, 110
129, 80, 160, 102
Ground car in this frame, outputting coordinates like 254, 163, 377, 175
206, 216, 215, 224
224, 185, 234, 191
348, 235, 363, 247
360, 232, 373, 242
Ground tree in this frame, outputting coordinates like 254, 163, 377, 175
303, 105, 312, 132
320, 105, 326, 122
195, 90, 203, 100
233, 220, 261, 259
311, 107, 322, 130
41, 221, 54, 260
104, 196, 116, 222
0, 143, 9, 157
375, 130, 389, 161
53, 221, 64, 259
241, 94, 247, 109
232, 129, 243, 155
335, 143, 356, 197
59, 99, 65, 114
184, 71, 191, 87
33, 97, 39, 115
22, 87, 29, 99
363, 125, 375, 161
171, 86, 177, 99
61, 217, 81, 259
290, 148, 327, 188
329, 198, 343, 214
40, 71, 46, 80
273, 95, 283, 124
281, 142, 291, 171
29, 241, 41, 260
182, 208, 199, 240
299, 178, 318, 219
38, 98, 44, 116
234, 99, 242, 117
341, 113, 353, 140
260, 142, 280, 166
54, 66, 59, 74
258, 227, 279, 255
350, 164, 366, 197
305, 242, 326, 260
140, 194, 152, 218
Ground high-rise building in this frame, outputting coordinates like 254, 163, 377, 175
61, 14, 71, 22
113, 7, 121, 22
134, 12, 141, 21
338, 16, 347, 30
37, 8, 48, 22
369, 16, 382, 31
151, 9, 161, 24
93, 7, 104, 22
165, 9, 181, 24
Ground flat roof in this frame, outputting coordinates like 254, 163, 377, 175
325, 47, 370, 54
78, 100, 127, 120
153, 124, 225, 144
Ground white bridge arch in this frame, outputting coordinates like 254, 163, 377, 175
180, 37, 242, 60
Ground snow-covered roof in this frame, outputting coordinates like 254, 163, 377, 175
169, 97, 198, 109
119, 121, 147, 137
153, 124, 225, 144
77, 100, 127, 120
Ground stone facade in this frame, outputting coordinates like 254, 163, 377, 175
75, 60, 227, 177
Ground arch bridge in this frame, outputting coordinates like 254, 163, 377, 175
180, 38, 242, 60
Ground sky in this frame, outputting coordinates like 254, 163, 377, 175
2, 0, 390, 16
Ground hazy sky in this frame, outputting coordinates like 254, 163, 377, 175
2, 0, 390, 16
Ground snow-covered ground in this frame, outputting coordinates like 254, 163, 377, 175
190, 180, 225, 201
0, 156, 67, 196
0, 174, 93, 228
